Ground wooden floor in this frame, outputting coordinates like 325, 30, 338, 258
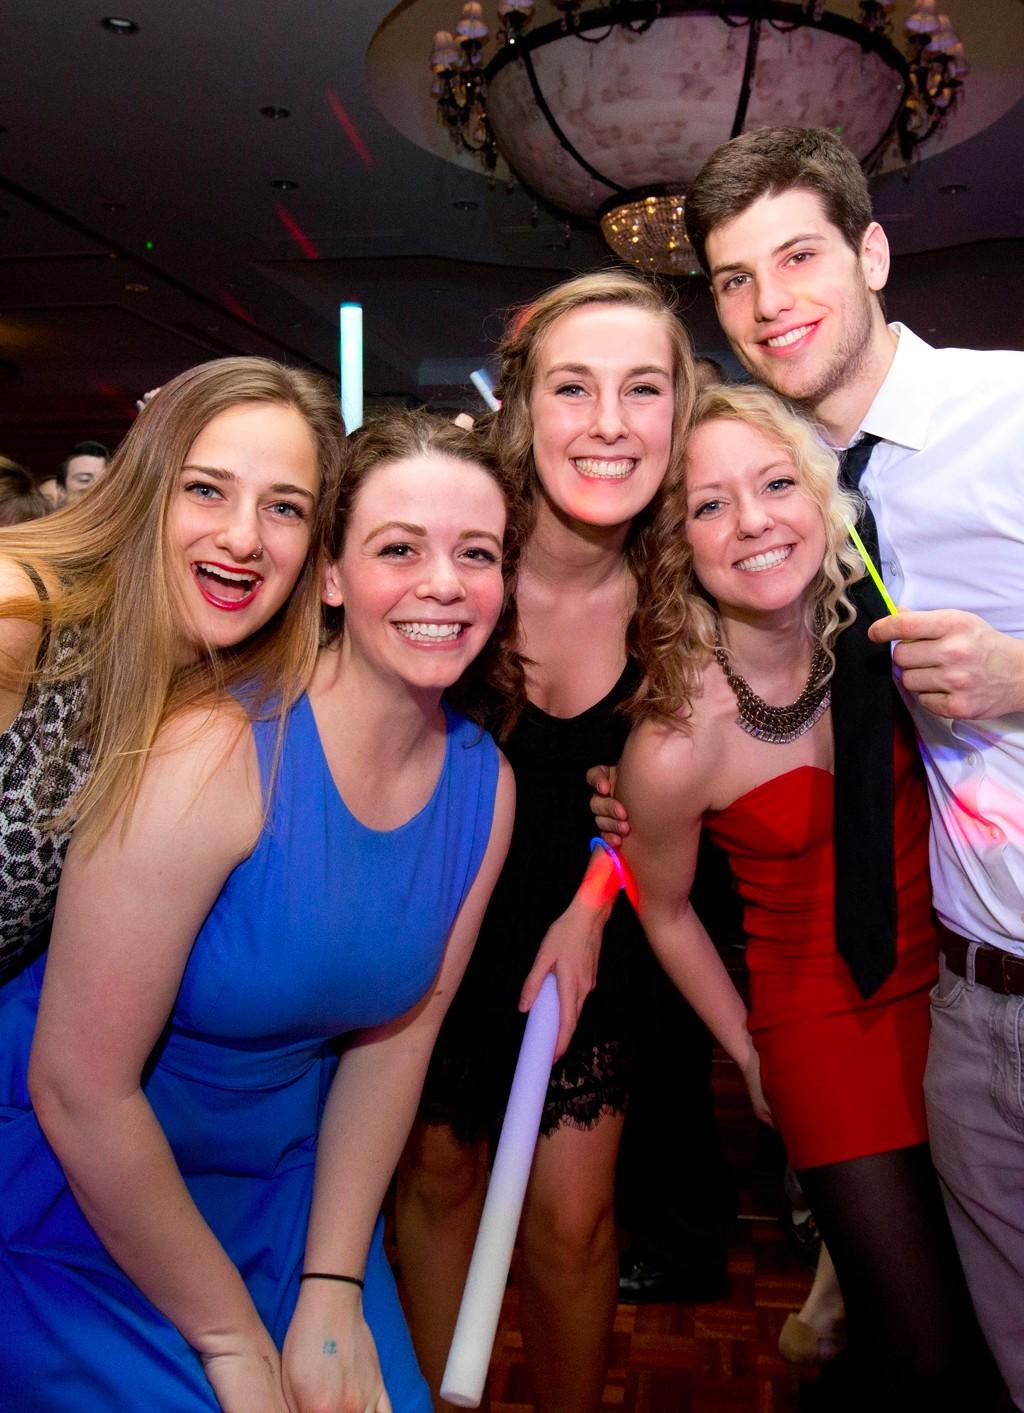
481, 1055, 817, 1413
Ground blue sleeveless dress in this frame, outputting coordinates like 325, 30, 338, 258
0, 695, 498, 1411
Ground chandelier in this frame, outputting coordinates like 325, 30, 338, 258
428, 1, 969, 276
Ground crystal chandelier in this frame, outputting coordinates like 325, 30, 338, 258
428, 1, 969, 277
599, 191, 699, 277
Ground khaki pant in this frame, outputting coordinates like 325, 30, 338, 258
925, 953, 1024, 1410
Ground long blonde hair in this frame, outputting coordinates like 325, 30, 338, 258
0, 357, 345, 845
632, 382, 864, 721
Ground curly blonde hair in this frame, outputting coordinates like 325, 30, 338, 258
632, 382, 864, 721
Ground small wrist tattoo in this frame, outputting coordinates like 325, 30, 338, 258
322, 1340, 338, 1355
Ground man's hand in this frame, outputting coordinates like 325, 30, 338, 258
869, 608, 1024, 720
585, 764, 629, 846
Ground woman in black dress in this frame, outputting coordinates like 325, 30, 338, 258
396, 271, 697, 1411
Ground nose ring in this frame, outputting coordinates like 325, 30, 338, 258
249, 544, 263, 561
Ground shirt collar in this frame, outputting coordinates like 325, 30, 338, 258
859, 323, 934, 452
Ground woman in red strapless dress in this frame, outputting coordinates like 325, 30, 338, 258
704, 714, 935, 1170
590, 384, 987, 1410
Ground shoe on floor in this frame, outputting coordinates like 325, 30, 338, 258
618, 1251, 728, 1306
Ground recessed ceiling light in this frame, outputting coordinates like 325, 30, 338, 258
452, 199, 478, 211
940, 183, 968, 195
260, 106, 291, 120
98, 199, 128, 212
101, 16, 139, 34
271, 178, 299, 191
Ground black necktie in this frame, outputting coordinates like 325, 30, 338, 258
831, 433, 898, 997
839, 433, 881, 554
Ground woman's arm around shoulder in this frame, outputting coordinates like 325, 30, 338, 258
281, 754, 514, 1413
30, 701, 290, 1412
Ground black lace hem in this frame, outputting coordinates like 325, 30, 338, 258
420, 1037, 631, 1145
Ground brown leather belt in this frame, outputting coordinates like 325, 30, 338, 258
938, 923, 1024, 997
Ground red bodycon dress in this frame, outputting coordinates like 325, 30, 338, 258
703, 720, 938, 1170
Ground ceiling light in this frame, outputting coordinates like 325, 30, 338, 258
260, 106, 292, 119
452, 198, 478, 211
101, 17, 139, 34
600, 192, 700, 278
123, 281, 149, 292
270, 178, 299, 191
427, 1, 968, 275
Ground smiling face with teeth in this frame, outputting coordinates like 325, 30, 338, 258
705, 189, 893, 438
323, 451, 506, 697
166, 400, 320, 651
528, 303, 676, 532
683, 415, 826, 622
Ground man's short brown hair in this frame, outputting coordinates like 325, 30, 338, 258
685, 126, 874, 276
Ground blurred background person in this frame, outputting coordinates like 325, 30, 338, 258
0, 457, 49, 526
57, 440, 110, 505
35, 476, 62, 512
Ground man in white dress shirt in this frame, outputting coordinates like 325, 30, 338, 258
685, 126, 1024, 1405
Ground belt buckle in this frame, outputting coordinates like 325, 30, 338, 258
1001, 949, 1019, 995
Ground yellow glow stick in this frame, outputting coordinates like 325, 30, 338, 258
846, 520, 898, 616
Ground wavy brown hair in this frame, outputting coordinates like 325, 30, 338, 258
491, 269, 697, 724
0, 357, 345, 846
324, 409, 528, 728
631, 382, 864, 721
685, 126, 875, 277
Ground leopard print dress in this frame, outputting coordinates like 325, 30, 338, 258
0, 603, 89, 983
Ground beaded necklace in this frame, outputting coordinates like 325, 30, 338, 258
713, 620, 830, 745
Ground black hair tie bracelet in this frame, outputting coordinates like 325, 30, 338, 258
299, 1273, 365, 1291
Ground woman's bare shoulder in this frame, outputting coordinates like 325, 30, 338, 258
621, 699, 723, 822
151, 697, 257, 784
129, 697, 264, 862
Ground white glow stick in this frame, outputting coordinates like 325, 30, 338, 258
469, 367, 500, 411
339, 302, 363, 431
440, 974, 560, 1408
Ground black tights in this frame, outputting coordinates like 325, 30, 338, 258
797, 1143, 998, 1413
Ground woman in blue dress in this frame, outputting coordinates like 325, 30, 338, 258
0, 412, 519, 1412
0, 356, 345, 982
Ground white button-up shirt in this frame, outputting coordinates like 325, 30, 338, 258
858, 324, 1024, 955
